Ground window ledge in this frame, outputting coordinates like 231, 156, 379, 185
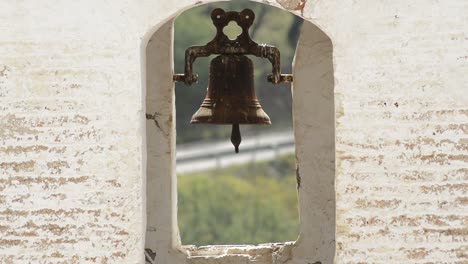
182, 242, 294, 263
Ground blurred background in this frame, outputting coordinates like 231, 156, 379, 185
174, 0, 303, 245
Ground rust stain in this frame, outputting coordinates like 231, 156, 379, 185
294, 0, 307, 16
276, 0, 307, 14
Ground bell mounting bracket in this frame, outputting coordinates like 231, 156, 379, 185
173, 8, 293, 85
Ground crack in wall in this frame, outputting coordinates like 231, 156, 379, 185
146, 112, 164, 133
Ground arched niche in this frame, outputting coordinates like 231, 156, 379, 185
143, 2, 335, 263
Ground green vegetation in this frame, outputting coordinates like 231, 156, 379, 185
174, 1, 302, 144
178, 154, 299, 245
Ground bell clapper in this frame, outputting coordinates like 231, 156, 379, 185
231, 124, 241, 153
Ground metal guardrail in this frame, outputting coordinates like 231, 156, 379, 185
176, 130, 295, 173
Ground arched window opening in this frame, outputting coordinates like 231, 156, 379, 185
144, 0, 335, 262
174, 1, 301, 246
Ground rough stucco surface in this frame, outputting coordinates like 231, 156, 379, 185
144, 15, 335, 264
332, 1, 468, 262
0, 0, 467, 263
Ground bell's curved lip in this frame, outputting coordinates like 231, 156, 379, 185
190, 104, 271, 125
190, 120, 272, 125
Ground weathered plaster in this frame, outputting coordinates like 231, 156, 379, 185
0, 0, 467, 263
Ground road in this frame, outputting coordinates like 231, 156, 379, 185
176, 130, 295, 174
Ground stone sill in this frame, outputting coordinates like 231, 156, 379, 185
183, 242, 295, 263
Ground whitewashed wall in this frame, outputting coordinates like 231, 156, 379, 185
0, 0, 467, 263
